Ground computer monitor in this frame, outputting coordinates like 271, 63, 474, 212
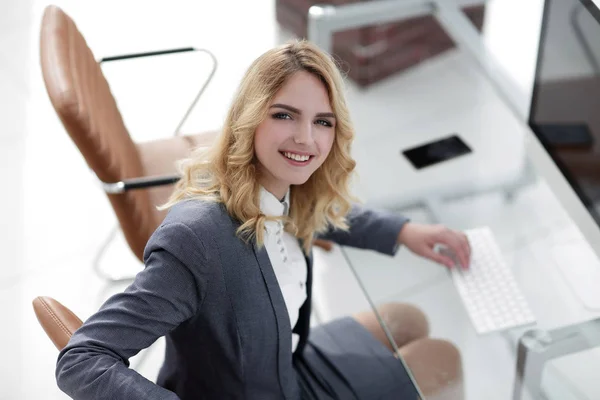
529, 0, 600, 226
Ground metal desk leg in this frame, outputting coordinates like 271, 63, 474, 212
514, 319, 600, 399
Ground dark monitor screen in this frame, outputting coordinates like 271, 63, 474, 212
529, 0, 600, 225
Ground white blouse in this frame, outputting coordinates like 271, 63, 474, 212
259, 187, 308, 352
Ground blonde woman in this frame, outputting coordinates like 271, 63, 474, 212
56, 41, 469, 400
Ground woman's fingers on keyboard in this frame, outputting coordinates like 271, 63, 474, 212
459, 232, 471, 269
440, 230, 469, 269
428, 248, 456, 269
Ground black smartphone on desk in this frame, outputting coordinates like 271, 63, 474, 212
402, 134, 472, 169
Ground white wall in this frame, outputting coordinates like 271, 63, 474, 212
483, 0, 600, 115
482, 0, 545, 116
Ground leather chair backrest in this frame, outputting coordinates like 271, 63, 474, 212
40, 5, 166, 260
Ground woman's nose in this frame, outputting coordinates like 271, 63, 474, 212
293, 122, 315, 145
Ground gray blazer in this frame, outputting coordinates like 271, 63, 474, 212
56, 200, 408, 400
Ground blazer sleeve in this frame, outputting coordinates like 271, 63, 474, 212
56, 222, 208, 400
318, 204, 409, 256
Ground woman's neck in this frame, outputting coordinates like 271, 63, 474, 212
258, 177, 289, 201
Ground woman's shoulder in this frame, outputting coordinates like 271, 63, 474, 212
161, 198, 233, 236
144, 199, 234, 262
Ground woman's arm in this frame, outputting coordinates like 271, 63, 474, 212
56, 222, 208, 400
318, 204, 409, 256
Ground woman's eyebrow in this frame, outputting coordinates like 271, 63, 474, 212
270, 103, 300, 114
270, 103, 336, 119
316, 112, 336, 119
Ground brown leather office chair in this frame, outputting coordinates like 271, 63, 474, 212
40, 5, 220, 282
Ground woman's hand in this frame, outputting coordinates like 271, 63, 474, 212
398, 222, 471, 269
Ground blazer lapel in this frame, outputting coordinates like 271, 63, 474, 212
251, 242, 295, 397
293, 243, 313, 354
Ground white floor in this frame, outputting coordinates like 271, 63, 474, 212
2, 1, 600, 399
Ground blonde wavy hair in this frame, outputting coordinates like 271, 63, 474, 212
162, 40, 356, 253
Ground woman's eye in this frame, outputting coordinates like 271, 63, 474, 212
273, 112, 292, 120
315, 119, 333, 127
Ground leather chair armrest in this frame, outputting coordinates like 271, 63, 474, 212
32, 296, 83, 351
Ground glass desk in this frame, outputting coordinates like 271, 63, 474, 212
331, 53, 600, 399
332, 67, 600, 397
306, 1, 600, 398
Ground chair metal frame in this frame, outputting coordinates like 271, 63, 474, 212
92, 47, 217, 283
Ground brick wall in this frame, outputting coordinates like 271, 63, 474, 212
276, 0, 485, 86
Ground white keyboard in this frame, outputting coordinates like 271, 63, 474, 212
449, 227, 536, 335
